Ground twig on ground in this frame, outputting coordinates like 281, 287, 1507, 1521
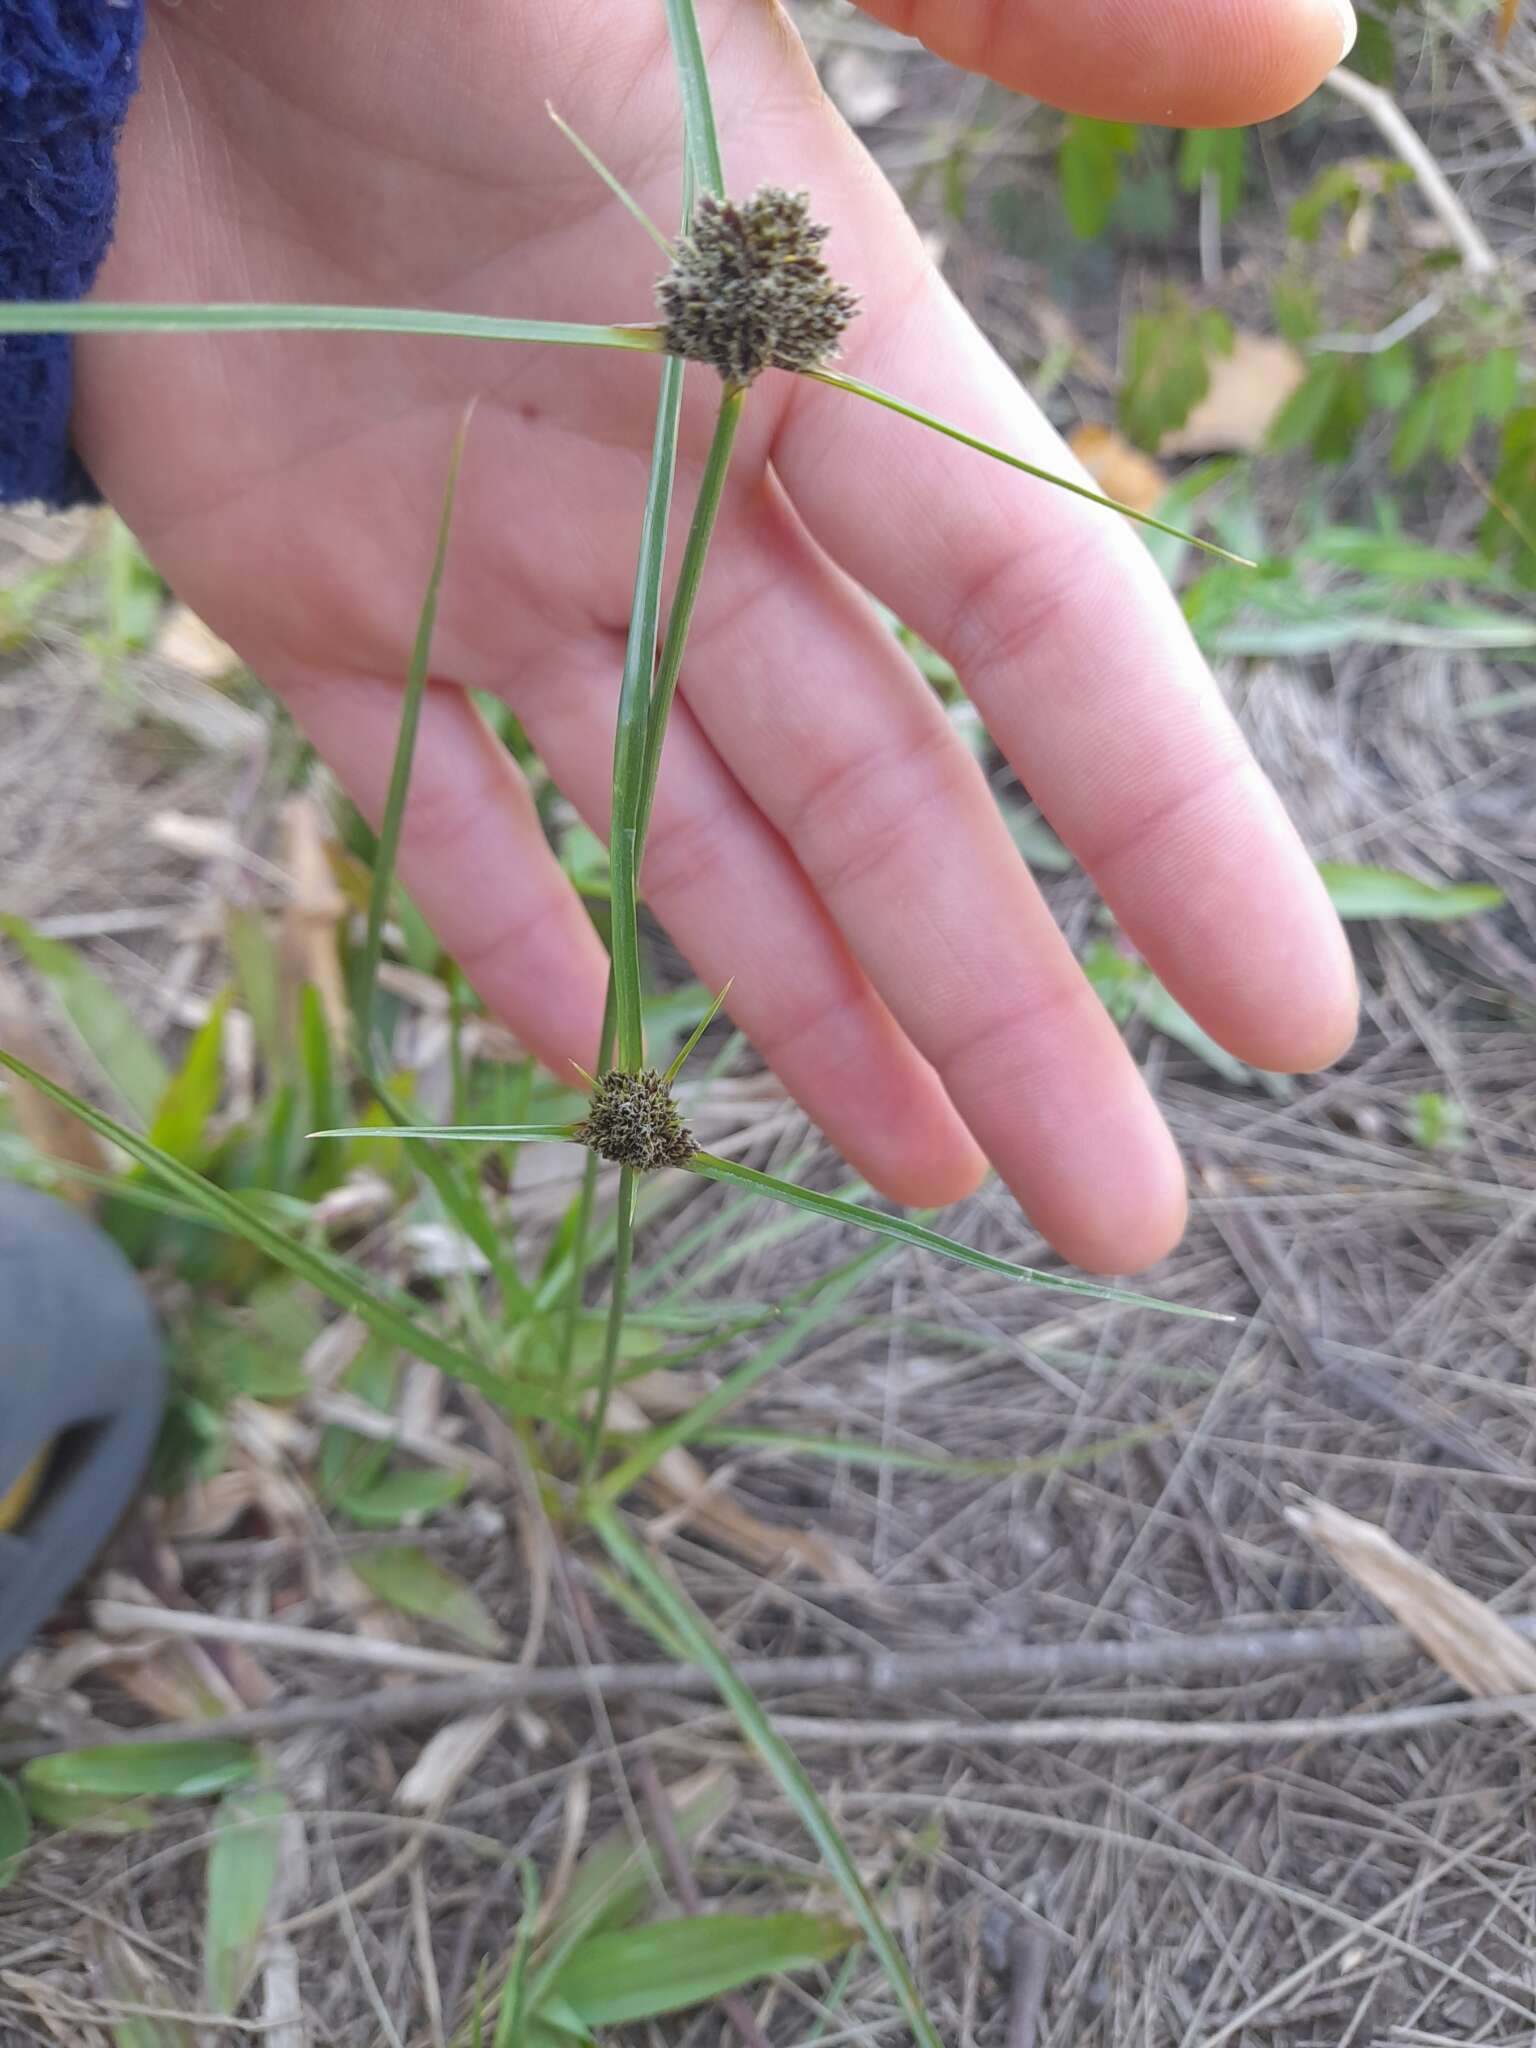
1324, 64, 1499, 277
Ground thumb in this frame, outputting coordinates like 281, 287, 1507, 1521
855, 0, 1356, 127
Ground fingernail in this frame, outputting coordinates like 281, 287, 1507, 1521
1329, 0, 1358, 63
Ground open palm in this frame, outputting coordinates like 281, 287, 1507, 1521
76, 0, 1357, 1272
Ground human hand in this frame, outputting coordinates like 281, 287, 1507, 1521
74, 0, 1357, 1273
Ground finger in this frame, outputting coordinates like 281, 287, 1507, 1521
277, 668, 610, 1072
667, 482, 1188, 1274
514, 643, 989, 1211
768, 167, 1357, 1081
855, 0, 1355, 125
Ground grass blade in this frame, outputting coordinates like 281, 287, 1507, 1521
308, 1125, 575, 1144
0, 302, 662, 349
610, 358, 687, 1071
357, 409, 472, 1063
687, 1152, 1231, 1319
662, 0, 726, 198
590, 1501, 944, 2048
0, 914, 169, 1124
663, 979, 732, 1083
547, 104, 673, 256
809, 369, 1255, 565
595, 1240, 892, 1503
0, 1051, 552, 1414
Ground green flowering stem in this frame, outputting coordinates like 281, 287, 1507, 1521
0, 301, 665, 350
637, 385, 746, 849
808, 368, 1257, 566
609, 357, 688, 1073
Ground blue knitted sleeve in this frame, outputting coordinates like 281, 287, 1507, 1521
0, 0, 145, 507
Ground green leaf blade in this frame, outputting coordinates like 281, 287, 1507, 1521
550, 1913, 853, 2027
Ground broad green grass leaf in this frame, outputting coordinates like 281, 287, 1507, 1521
492, 1861, 540, 2048
1319, 862, 1505, 922
1058, 116, 1136, 238
0, 1052, 549, 1416
686, 1153, 1229, 1319
0, 1774, 28, 1887
591, 1503, 944, 2048
351, 1546, 506, 1651
204, 1784, 287, 2015
0, 914, 169, 1123
549, 1913, 853, 2027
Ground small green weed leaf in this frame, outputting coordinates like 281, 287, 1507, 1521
23, 1741, 257, 1829
1176, 127, 1247, 220
1005, 807, 1075, 874
1319, 862, 1505, 922
1058, 116, 1137, 239
1434, 360, 1479, 463
204, 1784, 288, 2016
351, 1546, 506, 1651
148, 991, 230, 1164
1478, 347, 1520, 424
336, 1465, 468, 1528
1412, 1090, 1469, 1154
517, 1771, 737, 2030
687, 1152, 1229, 1319
0, 1774, 29, 1887
1363, 340, 1415, 411
549, 1913, 853, 2027
226, 907, 283, 1070
1391, 382, 1440, 473
1120, 294, 1232, 450
592, 1503, 944, 2048
1482, 407, 1536, 583
199, 1282, 318, 1401
0, 914, 170, 1124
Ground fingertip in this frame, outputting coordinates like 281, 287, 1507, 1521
1029, 1120, 1190, 1276
857, 1131, 991, 1212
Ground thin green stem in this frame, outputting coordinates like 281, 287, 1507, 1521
582, 1164, 639, 1488
809, 368, 1257, 567
546, 103, 674, 256
610, 356, 688, 1072
662, 0, 726, 199
637, 385, 745, 854
0, 302, 663, 349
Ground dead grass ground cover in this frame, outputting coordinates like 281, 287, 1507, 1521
2, 5, 1535, 2042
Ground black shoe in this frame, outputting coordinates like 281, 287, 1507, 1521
0, 1182, 166, 1670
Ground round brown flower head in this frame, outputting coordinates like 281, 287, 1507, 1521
657, 186, 860, 386
575, 1068, 696, 1172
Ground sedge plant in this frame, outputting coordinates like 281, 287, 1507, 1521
0, 6, 1245, 2038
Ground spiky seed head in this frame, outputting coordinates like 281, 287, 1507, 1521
657, 186, 860, 386
574, 1068, 695, 1172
